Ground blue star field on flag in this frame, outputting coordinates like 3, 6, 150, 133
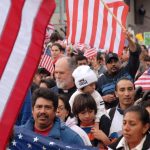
8, 126, 98, 150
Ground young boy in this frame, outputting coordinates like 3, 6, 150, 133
69, 65, 106, 123
72, 93, 111, 148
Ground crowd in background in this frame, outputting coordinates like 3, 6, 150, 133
14, 29, 150, 150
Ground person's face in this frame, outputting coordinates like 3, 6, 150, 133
56, 99, 69, 122
32, 97, 56, 130
54, 59, 74, 89
78, 109, 95, 125
115, 80, 135, 109
51, 45, 61, 59
77, 59, 88, 66
106, 59, 120, 74
82, 83, 96, 94
123, 112, 149, 147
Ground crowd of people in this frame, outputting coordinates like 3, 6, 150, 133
13, 30, 150, 149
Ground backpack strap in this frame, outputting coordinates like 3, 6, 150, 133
109, 107, 116, 123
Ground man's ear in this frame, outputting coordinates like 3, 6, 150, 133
142, 123, 150, 135
115, 91, 118, 98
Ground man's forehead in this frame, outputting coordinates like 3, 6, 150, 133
35, 97, 52, 104
55, 67, 70, 73
117, 80, 134, 88
55, 63, 70, 72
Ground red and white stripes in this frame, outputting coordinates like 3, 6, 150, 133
66, 0, 128, 55
0, 0, 56, 148
39, 55, 54, 74
135, 69, 150, 91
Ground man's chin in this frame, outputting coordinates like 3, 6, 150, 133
111, 69, 118, 74
56, 82, 65, 89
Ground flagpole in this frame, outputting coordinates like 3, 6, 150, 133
101, 0, 137, 49
101, 0, 126, 31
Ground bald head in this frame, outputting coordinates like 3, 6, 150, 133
55, 57, 76, 72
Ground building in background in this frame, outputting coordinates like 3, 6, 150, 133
51, 0, 66, 37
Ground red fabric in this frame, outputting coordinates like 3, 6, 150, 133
0, 0, 56, 148
39, 55, 54, 74
84, 48, 97, 59
34, 126, 52, 136
66, 0, 128, 55
80, 122, 95, 141
135, 69, 150, 91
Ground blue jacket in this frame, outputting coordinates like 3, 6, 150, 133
97, 46, 141, 108
16, 89, 32, 125
22, 117, 84, 146
97, 49, 140, 96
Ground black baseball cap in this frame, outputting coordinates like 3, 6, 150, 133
105, 52, 119, 64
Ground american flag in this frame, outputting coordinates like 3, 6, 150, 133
39, 54, 54, 74
8, 126, 98, 150
43, 23, 54, 47
66, 0, 128, 55
134, 68, 150, 91
0, 0, 56, 148
73, 43, 90, 52
84, 48, 98, 59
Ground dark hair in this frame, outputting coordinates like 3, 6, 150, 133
58, 94, 72, 120
72, 93, 97, 116
140, 100, 150, 110
40, 78, 56, 88
37, 67, 50, 76
51, 43, 64, 52
75, 55, 88, 64
50, 32, 63, 43
115, 77, 134, 91
124, 105, 150, 125
32, 88, 58, 110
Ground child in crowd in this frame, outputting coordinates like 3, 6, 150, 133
69, 65, 106, 126
72, 93, 111, 148
56, 94, 92, 146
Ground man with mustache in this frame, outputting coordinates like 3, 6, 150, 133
21, 88, 84, 145
97, 31, 141, 109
